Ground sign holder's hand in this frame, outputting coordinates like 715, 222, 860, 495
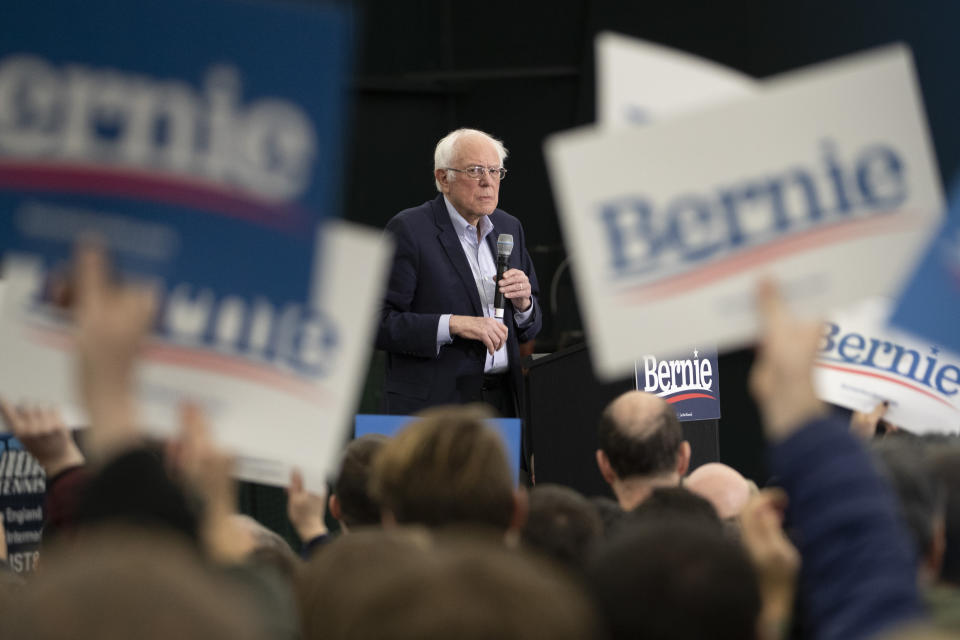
850, 401, 890, 440
287, 469, 329, 543
73, 243, 157, 462
749, 280, 827, 442
167, 403, 250, 565
0, 399, 84, 477
741, 488, 800, 640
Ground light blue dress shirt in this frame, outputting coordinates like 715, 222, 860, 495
436, 196, 534, 374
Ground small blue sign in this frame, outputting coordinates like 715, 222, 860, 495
354, 414, 523, 485
0, 436, 45, 575
890, 181, 960, 355
635, 346, 721, 421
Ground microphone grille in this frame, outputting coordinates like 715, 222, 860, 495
497, 233, 514, 257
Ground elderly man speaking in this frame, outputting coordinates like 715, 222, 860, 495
376, 128, 541, 418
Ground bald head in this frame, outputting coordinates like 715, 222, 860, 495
597, 391, 687, 481
684, 463, 754, 520
607, 391, 672, 439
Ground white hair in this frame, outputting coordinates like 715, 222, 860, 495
433, 128, 508, 192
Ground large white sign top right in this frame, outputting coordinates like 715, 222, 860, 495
546, 45, 943, 380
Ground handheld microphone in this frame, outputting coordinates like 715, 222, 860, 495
493, 233, 514, 319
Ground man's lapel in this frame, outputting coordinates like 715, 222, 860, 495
484, 219, 499, 263
433, 196, 483, 316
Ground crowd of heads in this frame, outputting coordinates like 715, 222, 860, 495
370, 404, 519, 531
3, 363, 958, 639
0, 141, 957, 638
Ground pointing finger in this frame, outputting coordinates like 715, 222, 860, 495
755, 279, 785, 330
289, 468, 304, 494
75, 243, 109, 313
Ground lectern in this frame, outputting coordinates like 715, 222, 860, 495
524, 344, 719, 497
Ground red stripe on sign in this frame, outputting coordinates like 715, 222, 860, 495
0, 161, 311, 230
615, 213, 918, 304
27, 325, 330, 408
814, 362, 958, 411
665, 393, 715, 403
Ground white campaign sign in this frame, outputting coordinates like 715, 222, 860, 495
815, 298, 960, 435
0, 221, 392, 490
596, 31, 757, 127
546, 45, 943, 379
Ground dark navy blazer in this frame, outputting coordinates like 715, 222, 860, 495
376, 195, 541, 415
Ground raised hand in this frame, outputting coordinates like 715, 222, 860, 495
749, 281, 827, 442
0, 399, 84, 477
167, 403, 250, 564
73, 244, 157, 461
741, 488, 801, 640
287, 469, 329, 543
849, 401, 893, 440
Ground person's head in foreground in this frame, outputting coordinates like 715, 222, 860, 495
684, 461, 757, 523
932, 443, 960, 586
297, 528, 602, 640
872, 438, 946, 586
629, 486, 723, 530
596, 390, 691, 511
2, 529, 265, 640
331, 433, 388, 530
587, 516, 761, 640
370, 404, 523, 532
521, 483, 603, 569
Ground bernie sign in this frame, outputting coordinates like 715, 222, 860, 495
546, 45, 943, 379
635, 347, 721, 421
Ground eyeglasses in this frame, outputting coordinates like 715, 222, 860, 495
446, 165, 508, 181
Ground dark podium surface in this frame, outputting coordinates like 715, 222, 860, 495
524, 344, 720, 498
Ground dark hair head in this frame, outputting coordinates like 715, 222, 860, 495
229, 514, 301, 583
335, 434, 388, 528
522, 484, 603, 568
597, 392, 683, 478
370, 405, 515, 530
297, 529, 429, 640
6, 529, 264, 640
590, 496, 626, 537
930, 443, 960, 584
587, 517, 760, 640
872, 438, 944, 560
630, 486, 722, 528
298, 529, 602, 640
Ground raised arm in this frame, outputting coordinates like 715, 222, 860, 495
750, 282, 922, 640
